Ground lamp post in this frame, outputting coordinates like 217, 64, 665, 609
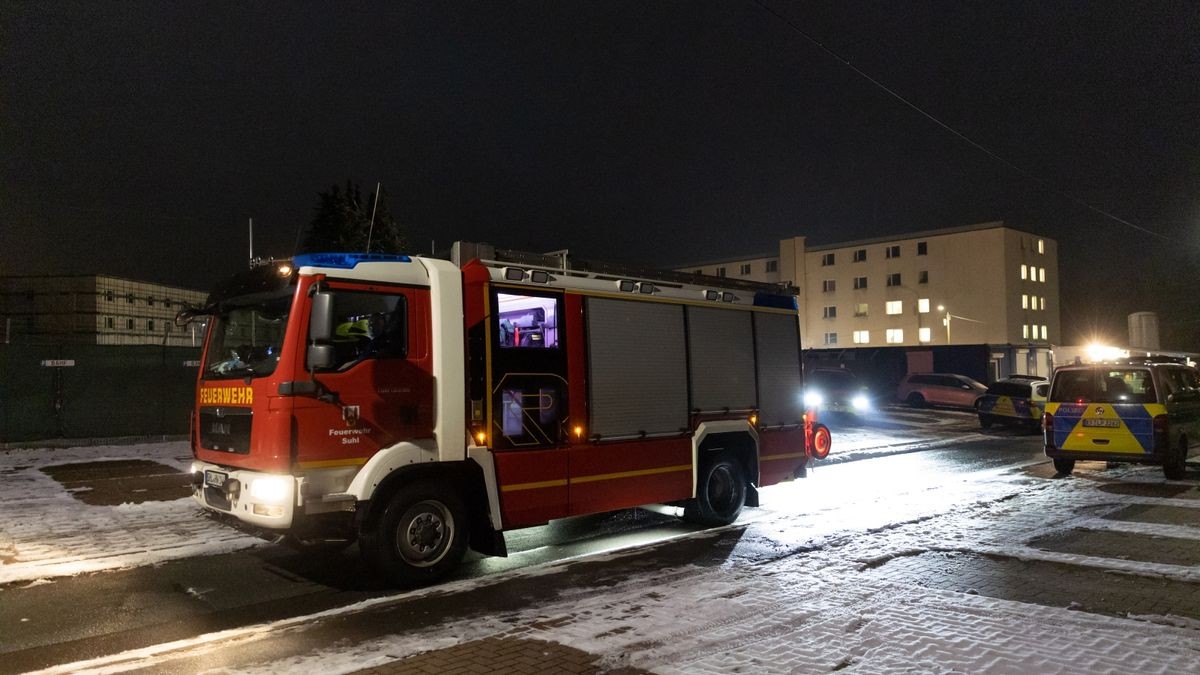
936, 305, 984, 345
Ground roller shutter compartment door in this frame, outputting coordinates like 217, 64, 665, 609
585, 298, 688, 439
754, 312, 803, 427
686, 306, 756, 413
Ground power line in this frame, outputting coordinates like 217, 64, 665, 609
750, 0, 1171, 242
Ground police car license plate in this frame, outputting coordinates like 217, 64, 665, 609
204, 470, 227, 488
1082, 419, 1121, 428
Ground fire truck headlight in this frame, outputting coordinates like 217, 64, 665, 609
249, 476, 291, 503
852, 394, 871, 411
803, 391, 823, 408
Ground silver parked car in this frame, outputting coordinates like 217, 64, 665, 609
896, 372, 987, 409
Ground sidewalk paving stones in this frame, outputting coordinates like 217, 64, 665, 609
1029, 529, 1200, 568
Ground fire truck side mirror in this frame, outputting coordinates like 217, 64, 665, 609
309, 292, 334, 341
307, 292, 335, 371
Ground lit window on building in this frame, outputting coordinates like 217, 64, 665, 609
853, 249, 867, 262
1038, 239, 1045, 254
853, 330, 869, 344
1023, 324, 1029, 339
886, 273, 901, 287
918, 298, 930, 313
854, 303, 868, 317
823, 306, 837, 319
1040, 297, 1045, 310
886, 301, 902, 315
1022, 294, 1028, 309
885, 245, 900, 259
919, 327, 931, 343
854, 276, 867, 289
821, 253, 835, 266
1021, 264, 1027, 280
1039, 267, 1046, 283
824, 332, 838, 345
886, 328, 903, 344
1041, 325, 1048, 340
822, 279, 836, 292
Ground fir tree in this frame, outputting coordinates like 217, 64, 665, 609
299, 181, 408, 254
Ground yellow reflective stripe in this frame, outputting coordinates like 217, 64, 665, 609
297, 458, 368, 469
501, 478, 569, 493
500, 463, 693, 493
569, 463, 692, 485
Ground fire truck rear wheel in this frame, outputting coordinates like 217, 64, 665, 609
683, 453, 746, 527
363, 482, 468, 587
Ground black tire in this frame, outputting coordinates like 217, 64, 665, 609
683, 453, 746, 526
906, 393, 926, 408
1053, 458, 1075, 476
360, 481, 469, 587
1163, 437, 1187, 480
979, 415, 993, 429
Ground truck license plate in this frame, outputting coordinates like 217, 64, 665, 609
1082, 419, 1121, 428
204, 470, 227, 488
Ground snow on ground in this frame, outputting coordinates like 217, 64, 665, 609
222, 453, 1200, 675
28, 437, 1198, 674
0, 442, 263, 585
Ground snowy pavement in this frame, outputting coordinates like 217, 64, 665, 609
8, 432, 1198, 674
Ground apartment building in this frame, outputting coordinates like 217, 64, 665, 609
680, 221, 1061, 382
0, 275, 208, 347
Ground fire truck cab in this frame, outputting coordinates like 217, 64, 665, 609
185, 245, 824, 586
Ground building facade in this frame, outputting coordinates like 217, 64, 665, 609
680, 222, 1061, 382
0, 275, 208, 347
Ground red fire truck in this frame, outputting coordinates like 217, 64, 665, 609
181, 243, 828, 586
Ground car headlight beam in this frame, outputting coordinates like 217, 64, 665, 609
803, 391, 824, 408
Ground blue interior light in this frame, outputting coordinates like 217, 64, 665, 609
293, 252, 412, 269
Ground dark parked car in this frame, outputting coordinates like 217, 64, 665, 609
896, 373, 987, 409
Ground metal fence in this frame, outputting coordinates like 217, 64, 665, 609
0, 344, 200, 444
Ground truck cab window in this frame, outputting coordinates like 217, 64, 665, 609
320, 290, 408, 371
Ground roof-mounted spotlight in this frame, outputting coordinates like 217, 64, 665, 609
617, 280, 637, 293
504, 267, 526, 281
529, 270, 551, 284
639, 283, 657, 294
704, 290, 720, 301
722, 292, 736, 303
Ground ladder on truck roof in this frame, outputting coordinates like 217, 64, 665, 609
450, 241, 798, 308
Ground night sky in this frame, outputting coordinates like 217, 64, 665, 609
3, 2, 1198, 346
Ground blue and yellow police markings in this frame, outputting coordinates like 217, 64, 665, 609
978, 394, 1039, 421
1046, 402, 1164, 455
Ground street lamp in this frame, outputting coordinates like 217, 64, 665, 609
936, 305, 984, 345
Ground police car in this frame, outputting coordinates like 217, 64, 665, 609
1043, 362, 1200, 479
976, 377, 1049, 431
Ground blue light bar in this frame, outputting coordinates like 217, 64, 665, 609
292, 252, 412, 269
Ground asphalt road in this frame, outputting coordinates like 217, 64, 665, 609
0, 408, 1048, 673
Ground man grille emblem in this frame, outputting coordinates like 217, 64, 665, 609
1095, 406, 1105, 415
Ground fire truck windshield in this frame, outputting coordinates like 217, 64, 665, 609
204, 293, 292, 380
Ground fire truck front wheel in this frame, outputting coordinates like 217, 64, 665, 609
683, 453, 746, 527
361, 481, 469, 587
